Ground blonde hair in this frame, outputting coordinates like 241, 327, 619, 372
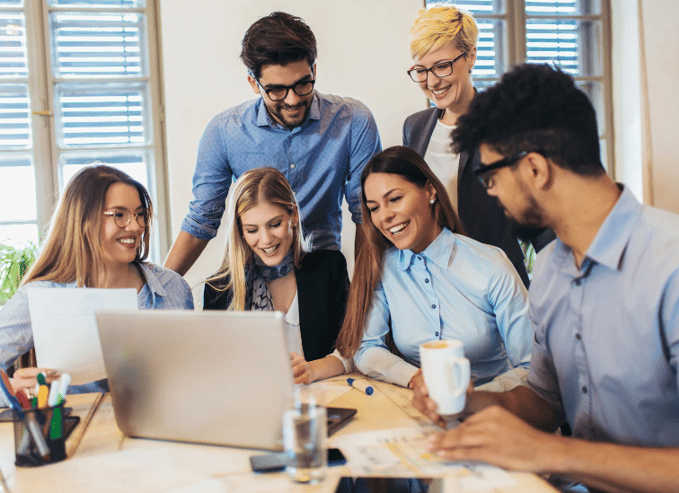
334, 146, 465, 358
23, 165, 152, 288
409, 5, 478, 60
207, 167, 309, 310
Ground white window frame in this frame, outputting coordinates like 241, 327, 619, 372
1, 0, 169, 258
424, 0, 614, 175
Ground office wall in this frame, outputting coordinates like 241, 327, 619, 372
611, 0, 679, 212
158, 0, 423, 298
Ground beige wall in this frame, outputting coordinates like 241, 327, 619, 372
159, 1, 679, 302
611, 0, 679, 211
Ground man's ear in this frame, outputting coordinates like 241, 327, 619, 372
247, 75, 260, 95
312, 63, 317, 79
525, 152, 551, 190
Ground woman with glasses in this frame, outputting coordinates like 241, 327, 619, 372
203, 167, 350, 384
403, 6, 550, 287
0, 165, 193, 400
334, 146, 532, 390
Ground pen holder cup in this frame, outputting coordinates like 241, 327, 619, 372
12, 404, 80, 467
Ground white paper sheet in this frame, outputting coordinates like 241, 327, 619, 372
331, 426, 516, 491
27, 288, 137, 385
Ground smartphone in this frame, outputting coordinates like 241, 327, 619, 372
250, 448, 347, 472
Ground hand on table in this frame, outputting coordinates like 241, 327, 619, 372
290, 352, 313, 384
426, 405, 562, 474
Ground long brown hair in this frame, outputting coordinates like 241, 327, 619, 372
335, 146, 465, 358
23, 165, 152, 288
206, 167, 309, 310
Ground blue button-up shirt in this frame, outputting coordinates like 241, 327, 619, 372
180, 92, 382, 251
354, 228, 532, 388
527, 186, 679, 446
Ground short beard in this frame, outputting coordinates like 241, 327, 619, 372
508, 195, 548, 241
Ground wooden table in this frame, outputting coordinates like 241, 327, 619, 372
3, 375, 556, 493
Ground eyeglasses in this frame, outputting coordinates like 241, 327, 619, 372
255, 77, 315, 102
407, 52, 467, 83
103, 208, 148, 228
474, 151, 534, 190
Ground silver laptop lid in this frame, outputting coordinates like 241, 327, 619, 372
95, 310, 293, 450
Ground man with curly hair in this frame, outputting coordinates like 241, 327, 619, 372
412, 63, 679, 492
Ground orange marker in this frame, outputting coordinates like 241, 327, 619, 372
37, 384, 49, 408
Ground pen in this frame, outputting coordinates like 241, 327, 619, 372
347, 377, 373, 395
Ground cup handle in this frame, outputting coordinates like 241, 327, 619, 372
445, 358, 471, 399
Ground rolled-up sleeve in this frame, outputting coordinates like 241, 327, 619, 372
180, 114, 234, 240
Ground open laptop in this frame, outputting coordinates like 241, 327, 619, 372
95, 310, 355, 450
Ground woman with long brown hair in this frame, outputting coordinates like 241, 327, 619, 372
0, 165, 193, 401
335, 146, 532, 389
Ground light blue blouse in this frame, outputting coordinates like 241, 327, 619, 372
354, 228, 532, 387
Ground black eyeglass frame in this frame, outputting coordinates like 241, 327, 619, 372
407, 52, 468, 83
474, 150, 549, 189
255, 77, 316, 102
103, 208, 149, 229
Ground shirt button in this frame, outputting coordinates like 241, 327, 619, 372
424, 279, 429, 283
575, 333, 581, 340
574, 278, 581, 286
418, 256, 423, 261
435, 332, 439, 337
582, 386, 588, 393
431, 304, 436, 309
290, 163, 296, 169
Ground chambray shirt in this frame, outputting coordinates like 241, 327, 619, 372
354, 228, 532, 388
527, 186, 679, 446
0, 263, 194, 405
181, 92, 382, 251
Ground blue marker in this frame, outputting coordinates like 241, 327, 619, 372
347, 378, 373, 396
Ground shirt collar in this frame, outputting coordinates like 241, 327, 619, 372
551, 184, 641, 273
255, 92, 320, 128
397, 227, 455, 271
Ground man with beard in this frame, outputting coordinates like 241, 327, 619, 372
412, 63, 679, 492
165, 12, 381, 275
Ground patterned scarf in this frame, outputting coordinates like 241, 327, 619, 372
247, 249, 295, 311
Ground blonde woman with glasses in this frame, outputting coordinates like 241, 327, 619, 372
403, 6, 553, 287
0, 165, 193, 403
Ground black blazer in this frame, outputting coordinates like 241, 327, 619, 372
203, 250, 349, 362
403, 107, 554, 287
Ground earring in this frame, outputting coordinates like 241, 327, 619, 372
429, 198, 435, 205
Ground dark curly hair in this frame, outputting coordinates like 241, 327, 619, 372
240, 11, 317, 79
452, 63, 604, 176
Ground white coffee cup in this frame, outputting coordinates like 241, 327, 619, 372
419, 339, 471, 415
